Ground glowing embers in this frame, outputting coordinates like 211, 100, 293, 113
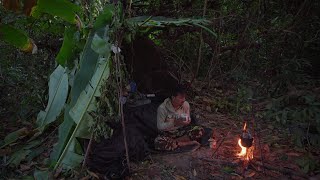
237, 122, 254, 160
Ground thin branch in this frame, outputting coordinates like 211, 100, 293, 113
114, 40, 131, 173
128, 0, 133, 18
82, 133, 94, 168
195, 0, 208, 78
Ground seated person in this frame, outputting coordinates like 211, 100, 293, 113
154, 84, 204, 151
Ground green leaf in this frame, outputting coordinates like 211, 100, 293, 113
32, 0, 81, 23
34, 169, 49, 180
51, 30, 104, 161
8, 149, 32, 166
69, 56, 110, 134
1, 127, 29, 149
127, 16, 215, 37
0, 24, 34, 52
193, 23, 218, 38
36, 65, 69, 132
56, 26, 79, 66
93, 4, 114, 30
53, 25, 111, 170
50, 106, 74, 163
60, 150, 83, 169
26, 147, 45, 162
50, 29, 105, 167
55, 53, 111, 170
221, 166, 234, 174
303, 162, 310, 173
92, 33, 111, 55
23, 140, 42, 150
70, 57, 110, 125
6, 140, 42, 166
70, 29, 104, 106
22, 176, 34, 180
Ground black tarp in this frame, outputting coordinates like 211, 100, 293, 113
87, 99, 162, 179
87, 96, 212, 179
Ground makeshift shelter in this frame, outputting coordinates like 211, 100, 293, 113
85, 37, 211, 178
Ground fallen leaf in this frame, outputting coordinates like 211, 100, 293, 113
206, 106, 212, 112
20, 164, 31, 171
203, 98, 215, 105
193, 169, 197, 176
87, 169, 100, 179
1, 127, 29, 148
80, 176, 90, 180
174, 175, 186, 180
34, 169, 49, 180
267, 125, 274, 130
0, 148, 12, 156
8, 149, 32, 166
263, 144, 270, 153
286, 152, 301, 157
244, 170, 255, 178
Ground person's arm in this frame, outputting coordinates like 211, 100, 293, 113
157, 107, 175, 131
184, 101, 191, 120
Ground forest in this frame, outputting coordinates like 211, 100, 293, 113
0, 0, 319, 179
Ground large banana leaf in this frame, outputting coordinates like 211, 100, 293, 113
31, 0, 81, 24
49, 28, 105, 167
50, 4, 113, 166
0, 24, 35, 52
127, 16, 217, 37
55, 54, 111, 169
70, 29, 105, 106
36, 65, 69, 132
50, 105, 73, 162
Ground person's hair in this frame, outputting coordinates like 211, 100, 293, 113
171, 84, 187, 97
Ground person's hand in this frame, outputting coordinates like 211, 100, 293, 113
182, 117, 191, 125
174, 116, 191, 126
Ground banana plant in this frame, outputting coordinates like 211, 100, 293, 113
50, 5, 114, 169
2, 0, 218, 173
53, 29, 112, 170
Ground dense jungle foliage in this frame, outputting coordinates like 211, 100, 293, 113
0, 0, 319, 179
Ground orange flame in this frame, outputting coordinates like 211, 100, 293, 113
237, 123, 254, 160
237, 139, 247, 157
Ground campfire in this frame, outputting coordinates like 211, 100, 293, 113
237, 122, 254, 161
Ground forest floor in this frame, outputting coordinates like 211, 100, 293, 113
130, 112, 314, 180
128, 81, 320, 180
1, 74, 320, 179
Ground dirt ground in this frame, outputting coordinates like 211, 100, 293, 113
130, 110, 319, 180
